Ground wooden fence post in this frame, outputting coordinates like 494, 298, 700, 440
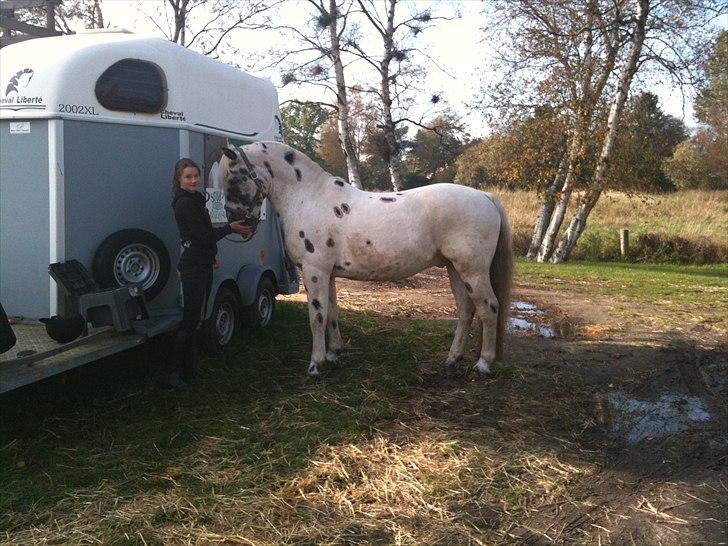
620, 229, 629, 258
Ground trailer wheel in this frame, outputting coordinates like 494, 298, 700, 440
242, 277, 276, 328
93, 229, 170, 300
202, 286, 238, 353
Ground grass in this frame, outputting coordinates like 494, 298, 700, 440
515, 259, 728, 328
0, 262, 726, 544
496, 189, 728, 244
496, 189, 728, 263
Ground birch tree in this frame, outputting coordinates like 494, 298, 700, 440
485, 0, 724, 262
258, 0, 363, 187
550, 0, 725, 262
485, 0, 627, 260
351, 0, 452, 190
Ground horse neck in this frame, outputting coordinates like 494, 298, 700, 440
266, 168, 332, 219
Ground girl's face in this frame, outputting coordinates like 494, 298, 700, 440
180, 166, 200, 192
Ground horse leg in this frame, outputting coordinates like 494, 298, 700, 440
443, 264, 475, 371
302, 266, 331, 378
452, 264, 499, 376
326, 277, 344, 364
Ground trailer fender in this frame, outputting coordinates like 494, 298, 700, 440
235, 264, 277, 307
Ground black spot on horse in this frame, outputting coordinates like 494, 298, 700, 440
316, 312, 323, 324
264, 161, 274, 178
396, 192, 403, 196
299, 230, 305, 238
334, 179, 345, 187
284, 151, 295, 164
304, 239, 315, 253
464, 282, 473, 293
296, 263, 302, 268
311, 276, 318, 283
380, 197, 396, 202
295, 168, 302, 181
226, 187, 242, 204
332, 320, 338, 330
344, 261, 351, 266
311, 299, 321, 310
261, 142, 267, 149
490, 303, 497, 313
326, 238, 335, 247
341, 203, 350, 214
366, 240, 371, 245
334, 265, 346, 271
333, 206, 343, 218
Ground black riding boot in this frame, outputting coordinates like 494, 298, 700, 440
159, 331, 190, 389
180, 330, 200, 383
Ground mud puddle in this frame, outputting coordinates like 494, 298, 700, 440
508, 301, 556, 338
604, 392, 714, 445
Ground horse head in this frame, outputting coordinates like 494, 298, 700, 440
219, 144, 270, 224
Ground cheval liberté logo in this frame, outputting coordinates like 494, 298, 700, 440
0, 68, 45, 111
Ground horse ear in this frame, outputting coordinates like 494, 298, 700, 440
221, 147, 237, 162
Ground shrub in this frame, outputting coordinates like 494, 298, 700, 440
572, 230, 622, 261
633, 233, 728, 264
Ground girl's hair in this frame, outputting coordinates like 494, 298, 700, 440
172, 158, 201, 195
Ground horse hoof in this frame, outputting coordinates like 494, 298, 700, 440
473, 360, 492, 377
307, 363, 321, 378
442, 360, 456, 376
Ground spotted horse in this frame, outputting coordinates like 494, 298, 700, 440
216, 142, 513, 378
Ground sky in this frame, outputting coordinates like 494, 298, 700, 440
99, 1, 725, 137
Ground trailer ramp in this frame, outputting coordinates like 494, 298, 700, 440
0, 323, 145, 394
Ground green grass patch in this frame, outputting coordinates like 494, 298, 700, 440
515, 259, 728, 326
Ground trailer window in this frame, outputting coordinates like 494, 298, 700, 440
95, 59, 167, 113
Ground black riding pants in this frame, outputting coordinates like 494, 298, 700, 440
179, 264, 213, 334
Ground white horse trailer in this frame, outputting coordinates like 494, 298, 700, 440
0, 30, 298, 393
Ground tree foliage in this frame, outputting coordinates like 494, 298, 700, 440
664, 31, 728, 190
405, 112, 468, 185
456, 108, 568, 190
279, 102, 331, 163
608, 92, 687, 192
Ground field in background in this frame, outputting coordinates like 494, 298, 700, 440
496, 189, 728, 263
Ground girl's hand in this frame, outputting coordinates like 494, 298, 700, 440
229, 220, 254, 237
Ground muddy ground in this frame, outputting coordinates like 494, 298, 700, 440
283, 267, 728, 544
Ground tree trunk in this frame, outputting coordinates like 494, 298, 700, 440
551, 0, 649, 263
380, 0, 404, 191
536, 130, 584, 262
327, 0, 362, 189
526, 152, 567, 260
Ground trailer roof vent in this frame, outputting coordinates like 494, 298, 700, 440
95, 59, 167, 114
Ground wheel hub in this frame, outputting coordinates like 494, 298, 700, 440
113, 244, 160, 289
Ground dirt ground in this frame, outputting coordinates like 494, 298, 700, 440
283, 267, 728, 544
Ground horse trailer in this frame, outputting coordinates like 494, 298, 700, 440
0, 30, 298, 393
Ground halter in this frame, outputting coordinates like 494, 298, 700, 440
235, 148, 267, 240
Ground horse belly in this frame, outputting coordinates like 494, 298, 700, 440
338, 232, 442, 281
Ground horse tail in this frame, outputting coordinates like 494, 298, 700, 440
489, 195, 513, 360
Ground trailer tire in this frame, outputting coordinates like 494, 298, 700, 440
202, 286, 238, 354
242, 277, 276, 328
93, 229, 170, 300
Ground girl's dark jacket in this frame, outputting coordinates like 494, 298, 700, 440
172, 189, 231, 268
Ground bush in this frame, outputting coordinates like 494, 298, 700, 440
633, 233, 728, 265
572, 230, 622, 261
514, 228, 728, 264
